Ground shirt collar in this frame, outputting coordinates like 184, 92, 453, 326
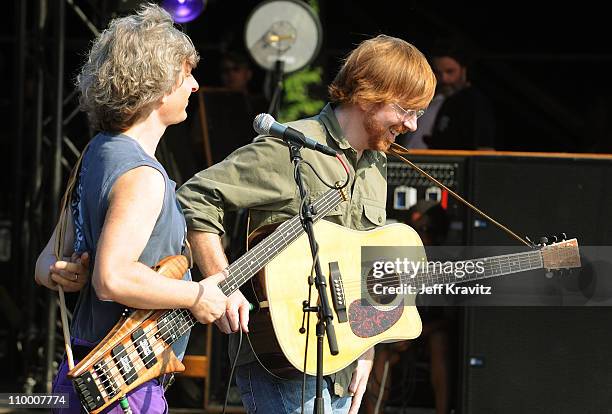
318, 103, 387, 165
318, 103, 351, 150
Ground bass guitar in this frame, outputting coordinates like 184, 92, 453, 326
68, 187, 347, 413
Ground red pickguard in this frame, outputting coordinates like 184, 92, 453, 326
348, 300, 404, 338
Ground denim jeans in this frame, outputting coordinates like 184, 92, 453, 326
235, 361, 351, 414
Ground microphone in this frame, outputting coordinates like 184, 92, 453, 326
253, 113, 338, 157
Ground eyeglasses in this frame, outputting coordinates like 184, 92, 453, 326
392, 103, 425, 121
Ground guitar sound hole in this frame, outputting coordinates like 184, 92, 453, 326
365, 267, 401, 305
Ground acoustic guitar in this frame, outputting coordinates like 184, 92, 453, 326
246, 221, 580, 377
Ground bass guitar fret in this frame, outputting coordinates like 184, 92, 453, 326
157, 311, 182, 344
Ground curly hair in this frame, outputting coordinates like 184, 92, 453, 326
76, 3, 199, 132
329, 35, 436, 110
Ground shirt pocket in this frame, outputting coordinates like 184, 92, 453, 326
361, 200, 386, 230
325, 203, 344, 218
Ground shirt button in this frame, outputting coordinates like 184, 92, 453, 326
378, 216, 383, 223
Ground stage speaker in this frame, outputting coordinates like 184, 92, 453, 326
461, 307, 612, 413
467, 155, 612, 245
461, 154, 612, 412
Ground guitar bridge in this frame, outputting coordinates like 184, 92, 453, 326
328, 262, 347, 323
94, 360, 119, 399
73, 371, 105, 412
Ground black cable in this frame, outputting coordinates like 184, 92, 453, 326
222, 328, 243, 414
222, 320, 286, 414
294, 159, 350, 190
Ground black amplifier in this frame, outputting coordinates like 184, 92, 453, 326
386, 156, 468, 244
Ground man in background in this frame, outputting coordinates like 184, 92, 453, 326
400, 39, 496, 150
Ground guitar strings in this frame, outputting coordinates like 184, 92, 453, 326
358, 251, 543, 286
224, 189, 545, 294
352, 251, 544, 289
220, 189, 342, 295
90, 187, 367, 394
223, 192, 547, 298
90, 308, 195, 395
87, 190, 340, 396
87, 309, 184, 385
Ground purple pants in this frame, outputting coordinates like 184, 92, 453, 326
52, 338, 168, 414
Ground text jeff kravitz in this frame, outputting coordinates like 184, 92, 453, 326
372, 283, 492, 296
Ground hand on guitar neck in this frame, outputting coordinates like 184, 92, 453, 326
189, 273, 228, 324
215, 290, 250, 333
187, 230, 250, 333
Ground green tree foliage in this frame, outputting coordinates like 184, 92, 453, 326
279, 66, 325, 122
278, 0, 324, 122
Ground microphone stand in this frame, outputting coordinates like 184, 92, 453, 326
267, 59, 284, 120
287, 143, 339, 414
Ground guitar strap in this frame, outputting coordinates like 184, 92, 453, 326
183, 237, 193, 270
386, 142, 532, 247
52, 142, 90, 370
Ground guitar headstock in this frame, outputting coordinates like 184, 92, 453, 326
540, 237, 581, 270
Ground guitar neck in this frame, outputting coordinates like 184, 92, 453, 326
157, 308, 198, 346
219, 188, 345, 297
412, 249, 544, 287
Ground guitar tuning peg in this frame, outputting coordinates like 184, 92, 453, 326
560, 232, 567, 241
550, 235, 558, 243
539, 236, 549, 246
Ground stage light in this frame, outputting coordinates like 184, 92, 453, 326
161, 0, 206, 23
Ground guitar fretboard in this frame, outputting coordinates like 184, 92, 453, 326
404, 250, 543, 287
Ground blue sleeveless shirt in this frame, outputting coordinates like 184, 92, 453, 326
70, 132, 191, 359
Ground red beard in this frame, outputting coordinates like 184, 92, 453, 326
363, 106, 406, 151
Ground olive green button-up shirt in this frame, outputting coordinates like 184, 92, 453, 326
177, 103, 387, 396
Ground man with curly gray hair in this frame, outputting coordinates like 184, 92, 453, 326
35, 4, 228, 413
